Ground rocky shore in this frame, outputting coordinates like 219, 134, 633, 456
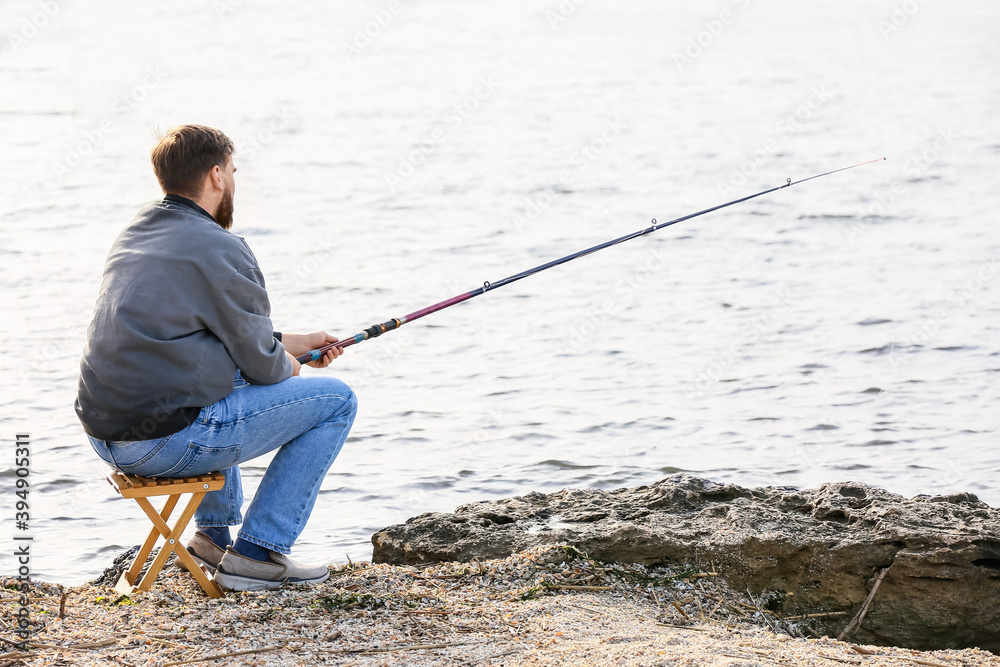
373, 475, 1000, 652
2, 476, 998, 666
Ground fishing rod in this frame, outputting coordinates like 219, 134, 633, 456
297, 157, 885, 364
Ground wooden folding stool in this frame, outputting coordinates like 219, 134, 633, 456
105, 470, 227, 598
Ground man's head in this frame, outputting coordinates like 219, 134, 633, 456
150, 125, 236, 229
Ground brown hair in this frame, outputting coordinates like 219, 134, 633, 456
150, 125, 234, 197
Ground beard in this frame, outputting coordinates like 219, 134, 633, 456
215, 187, 234, 230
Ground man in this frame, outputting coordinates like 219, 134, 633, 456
76, 124, 358, 592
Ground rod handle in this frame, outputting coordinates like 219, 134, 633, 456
295, 350, 322, 364
294, 318, 402, 364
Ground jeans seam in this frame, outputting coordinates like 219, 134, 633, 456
293, 459, 328, 535
193, 379, 356, 554
237, 412, 350, 554
197, 520, 241, 528
206, 393, 353, 428
196, 466, 243, 526
236, 532, 288, 554
109, 433, 174, 470
159, 443, 241, 478
238, 447, 337, 554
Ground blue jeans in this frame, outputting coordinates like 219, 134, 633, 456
88, 375, 358, 554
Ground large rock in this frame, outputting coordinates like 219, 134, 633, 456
372, 474, 1000, 651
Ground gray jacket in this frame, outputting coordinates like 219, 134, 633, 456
76, 196, 293, 441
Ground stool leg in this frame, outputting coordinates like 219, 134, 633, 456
135, 491, 225, 598
132, 495, 180, 591
123, 494, 180, 587
168, 494, 226, 599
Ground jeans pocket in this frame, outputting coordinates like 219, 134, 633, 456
108, 434, 175, 470
159, 442, 242, 477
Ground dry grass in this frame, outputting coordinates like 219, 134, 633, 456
2, 545, 996, 667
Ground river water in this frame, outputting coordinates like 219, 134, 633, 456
1, 0, 998, 585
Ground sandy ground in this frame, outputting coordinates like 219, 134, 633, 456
2, 545, 997, 667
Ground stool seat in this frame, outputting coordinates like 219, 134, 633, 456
105, 469, 226, 598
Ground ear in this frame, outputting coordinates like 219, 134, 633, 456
209, 164, 225, 192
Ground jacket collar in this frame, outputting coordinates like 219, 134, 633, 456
163, 194, 218, 224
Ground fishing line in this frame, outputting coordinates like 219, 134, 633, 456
297, 157, 885, 363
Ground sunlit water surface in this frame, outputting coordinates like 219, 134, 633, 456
1, 0, 997, 584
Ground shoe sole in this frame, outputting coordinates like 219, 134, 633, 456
214, 570, 330, 592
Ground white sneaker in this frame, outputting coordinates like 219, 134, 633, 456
213, 547, 330, 591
